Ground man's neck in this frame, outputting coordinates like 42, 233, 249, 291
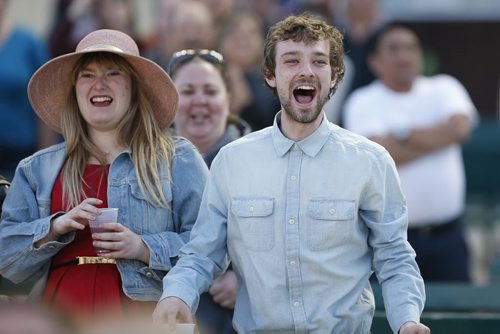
279, 111, 323, 142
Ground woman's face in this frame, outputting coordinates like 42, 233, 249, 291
173, 60, 230, 149
75, 59, 132, 132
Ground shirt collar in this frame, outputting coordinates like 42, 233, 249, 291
272, 110, 331, 158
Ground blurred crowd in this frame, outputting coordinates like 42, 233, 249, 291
0, 0, 487, 333
0, 0, 391, 179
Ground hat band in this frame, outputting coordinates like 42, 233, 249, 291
80, 44, 124, 53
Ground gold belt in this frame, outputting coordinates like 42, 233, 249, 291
77, 256, 116, 265
52, 256, 116, 270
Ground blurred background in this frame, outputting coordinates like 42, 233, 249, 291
4, 0, 500, 284
3, 1, 500, 332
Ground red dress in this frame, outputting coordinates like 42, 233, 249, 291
43, 164, 155, 321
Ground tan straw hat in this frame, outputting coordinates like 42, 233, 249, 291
28, 29, 178, 133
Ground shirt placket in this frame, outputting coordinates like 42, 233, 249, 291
286, 143, 308, 333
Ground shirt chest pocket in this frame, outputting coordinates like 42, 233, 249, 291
307, 199, 355, 251
231, 198, 274, 251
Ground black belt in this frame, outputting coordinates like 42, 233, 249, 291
408, 216, 461, 237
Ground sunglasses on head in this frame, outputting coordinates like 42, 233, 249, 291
168, 49, 224, 76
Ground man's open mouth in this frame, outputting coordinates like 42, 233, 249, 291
293, 85, 317, 104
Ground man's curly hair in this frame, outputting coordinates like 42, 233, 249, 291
262, 13, 345, 98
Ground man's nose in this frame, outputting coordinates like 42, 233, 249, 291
298, 61, 314, 77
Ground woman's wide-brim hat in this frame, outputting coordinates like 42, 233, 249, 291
28, 29, 178, 133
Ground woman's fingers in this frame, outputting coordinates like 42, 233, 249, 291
52, 198, 103, 235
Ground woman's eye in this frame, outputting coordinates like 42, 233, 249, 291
180, 89, 195, 95
79, 72, 93, 78
205, 89, 218, 96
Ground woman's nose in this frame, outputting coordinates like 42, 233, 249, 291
191, 91, 208, 104
94, 75, 108, 89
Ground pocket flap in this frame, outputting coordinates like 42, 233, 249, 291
231, 198, 274, 217
308, 200, 355, 220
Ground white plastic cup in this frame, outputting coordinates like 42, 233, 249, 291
161, 324, 197, 334
89, 208, 119, 253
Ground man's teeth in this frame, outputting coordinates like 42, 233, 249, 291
297, 85, 315, 90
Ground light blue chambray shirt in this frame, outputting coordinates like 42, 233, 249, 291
161, 112, 425, 333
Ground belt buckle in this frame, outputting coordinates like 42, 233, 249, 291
77, 256, 116, 265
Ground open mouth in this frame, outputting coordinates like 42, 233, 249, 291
293, 85, 317, 105
90, 95, 113, 107
190, 114, 209, 123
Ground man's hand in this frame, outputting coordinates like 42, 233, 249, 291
153, 296, 193, 324
209, 270, 238, 309
399, 321, 430, 334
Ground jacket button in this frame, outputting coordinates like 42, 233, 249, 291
146, 272, 153, 278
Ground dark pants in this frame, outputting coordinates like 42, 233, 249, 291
195, 292, 236, 334
407, 216, 470, 282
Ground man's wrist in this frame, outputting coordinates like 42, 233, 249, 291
399, 321, 417, 333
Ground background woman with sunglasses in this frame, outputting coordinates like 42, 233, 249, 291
168, 49, 250, 333
169, 49, 251, 168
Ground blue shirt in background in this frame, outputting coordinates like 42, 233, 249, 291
0, 27, 49, 150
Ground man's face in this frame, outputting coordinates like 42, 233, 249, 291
369, 27, 422, 91
265, 39, 335, 124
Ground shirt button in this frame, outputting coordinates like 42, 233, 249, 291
293, 144, 299, 150
288, 219, 295, 225
293, 301, 300, 308
329, 208, 336, 215
249, 206, 255, 212
290, 260, 296, 266
290, 175, 296, 181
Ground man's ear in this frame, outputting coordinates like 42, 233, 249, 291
265, 75, 276, 88
330, 73, 337, 89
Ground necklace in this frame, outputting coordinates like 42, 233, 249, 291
83, 164, 110, 199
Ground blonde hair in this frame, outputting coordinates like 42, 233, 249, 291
60, 52, 175, 209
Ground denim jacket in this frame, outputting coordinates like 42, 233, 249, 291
0, 137, 208, 301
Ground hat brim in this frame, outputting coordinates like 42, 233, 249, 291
28, 49, 178, 133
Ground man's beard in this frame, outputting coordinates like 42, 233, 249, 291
281, 93, 328, 124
